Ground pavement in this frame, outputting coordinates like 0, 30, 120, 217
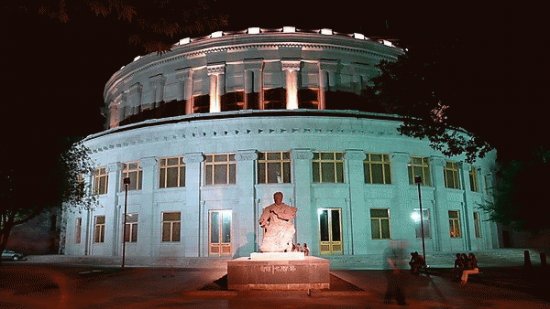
0, 250, 549, 308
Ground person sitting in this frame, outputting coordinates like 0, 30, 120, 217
453, 253, 465, 281
409, 251, 425, 275
303, 243, 310, 256
460, 253, 480, 286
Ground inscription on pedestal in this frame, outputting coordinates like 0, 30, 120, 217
227, 256, 330, 290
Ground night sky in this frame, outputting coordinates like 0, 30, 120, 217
2, 2, 548, 162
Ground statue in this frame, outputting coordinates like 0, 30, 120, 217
258, 192, 297, 252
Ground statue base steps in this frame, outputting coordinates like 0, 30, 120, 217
227, 256, 330, 290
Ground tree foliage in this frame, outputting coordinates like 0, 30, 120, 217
6, 0, 228, 53
366, 42, 494, 163
481, 149, 550, 232
0, 140, 95, 260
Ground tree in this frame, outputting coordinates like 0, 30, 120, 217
481, 149, 550, 233
365, 40, 493, 163
0, 140, 95, 263
3, 0, 228, 53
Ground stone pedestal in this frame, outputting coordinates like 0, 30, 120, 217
227, 256, 330, 290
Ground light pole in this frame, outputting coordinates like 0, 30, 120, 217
414, 175, 427, 267
121, 177, 130, 269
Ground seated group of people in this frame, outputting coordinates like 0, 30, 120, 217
454, 252, 480, 285
408, 251, 426, 274
291, 243, 310, 256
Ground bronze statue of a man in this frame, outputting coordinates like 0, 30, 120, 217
258, 192, 297, 252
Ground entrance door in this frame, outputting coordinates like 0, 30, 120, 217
209, 210, 232, 256
318, 208, 342, 255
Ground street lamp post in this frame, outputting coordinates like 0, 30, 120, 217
121, 177, 130, 269
414, 175, 427, 267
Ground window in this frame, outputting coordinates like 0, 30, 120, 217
312, 152, 344, 183
124, 213, 138, 243
448, 210, 461, 238
204, 154, 236, 185
474, 212, 482, 238
258, 152, 291, 184
159, 157, 185, 188
370, 209, 390, 239
408, 157, 432, 186
75, 217, 82, 244
364, 154, 392, 184
121, 162, 143, 190
413, 209, 431, 238
162, 212, 181, 242
444, 161, 461, 189
93, 167, 108, 195
94, 216, 105, 243
469, 167, 479, 192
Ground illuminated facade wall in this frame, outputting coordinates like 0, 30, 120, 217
63, 28, 498, 259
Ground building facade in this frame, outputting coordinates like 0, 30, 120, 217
62, 27, 498, 260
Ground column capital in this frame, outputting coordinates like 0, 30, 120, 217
235, 150, 258, 161
391, 152, 410, 163
429, 156, 446, 167
244, 58, 264, 70
281, 60, 301, 72
149, 74, 166, 85
184, 152, 205, 163
128, 82, 142, 94
344, 150, 366, 161
107, 162, 122, 173
459, 161, 471, 171
319, 59, 338, 71
292, 149, 313, 160
175, 67, 193, 80
140, 156, 158, 168
207, 63, 226, 75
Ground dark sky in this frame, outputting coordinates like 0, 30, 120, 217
2, 2, 548, 162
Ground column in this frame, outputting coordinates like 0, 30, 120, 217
108, 95, 122, 128
107, 162, 122, 256
149, 74, 166, 108
390, 152, 412, 241
430, 156, 447, 252
281, 60, 301, 110
344, 150, 366, 254
175, 68, 194, 114
319, 60, 338, 110
292, 149, 313, 252
235, 150, 258, 256
183, 152, 204, 257
140, 157, 157, 256
460, 162, 474, 250
244, 59, 263, 109
207, 63, 225, 113
127, 83, 142, 116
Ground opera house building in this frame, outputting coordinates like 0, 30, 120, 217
62, 27, 498, 264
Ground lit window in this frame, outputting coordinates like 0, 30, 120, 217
444, 161, 461, 189
448, 210, 461, 238
124, 213, 138, 243
121, 162, 143, 191
312, 152, 344, 183
408, 157, 432, 186
93, 167, 108, 195
75, 217, 82, 244
474, 212, 482, 238
159, 157, 185, 188
413, 209, 431, 238
94, 216, 105, 243
162, 212, 181, 242
258, 152, 291, 184
370, 209, 390, 239
469, 167, 479, 192
364, 154, 392, 184
204, 154, 236, 185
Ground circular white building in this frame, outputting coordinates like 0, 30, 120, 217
62, 27, 498, 264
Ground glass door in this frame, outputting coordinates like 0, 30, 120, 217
209, 210, 232, 256
318, 208, 342, 255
